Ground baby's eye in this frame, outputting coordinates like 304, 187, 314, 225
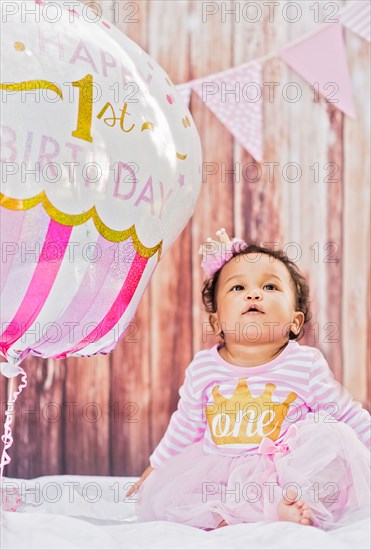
263, 283, 277, 291
230, 284, 244, 291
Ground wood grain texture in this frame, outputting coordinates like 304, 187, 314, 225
190, 0, 234, 354
110, 294, 151, 476
147, 0, 194, 456
6, 358, 65, 477
342, 26, 370, 408
64, 355, 110, 475
2, 0, 369, 478
326, 104, 344, 383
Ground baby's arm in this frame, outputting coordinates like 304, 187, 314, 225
307, 349, 370, 449
149, 359, 206, 469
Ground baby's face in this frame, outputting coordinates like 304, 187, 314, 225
210, 253, 303, 345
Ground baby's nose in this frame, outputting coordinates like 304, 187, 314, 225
245, 288, 263, 300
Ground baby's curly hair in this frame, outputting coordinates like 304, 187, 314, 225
201, 243, 311, 341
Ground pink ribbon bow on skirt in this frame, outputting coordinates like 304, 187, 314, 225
258, 424, 299, 460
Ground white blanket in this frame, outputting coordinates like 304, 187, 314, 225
1, 476, 370, 549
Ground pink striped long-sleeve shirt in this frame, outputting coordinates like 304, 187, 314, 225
150, 341, 370, 468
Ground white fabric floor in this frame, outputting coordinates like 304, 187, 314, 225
1, 475, 370, 549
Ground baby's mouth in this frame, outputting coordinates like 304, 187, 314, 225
243, 304, 265, 315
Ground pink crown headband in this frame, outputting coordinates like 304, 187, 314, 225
198, 228, 247, 277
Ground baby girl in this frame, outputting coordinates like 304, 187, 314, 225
128, 229, 370, 530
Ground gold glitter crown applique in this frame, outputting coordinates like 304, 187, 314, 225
205, 378, 297, 445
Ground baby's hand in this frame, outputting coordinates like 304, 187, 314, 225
126, 465, 154, 497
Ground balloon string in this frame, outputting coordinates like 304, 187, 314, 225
0, 369, 28, 481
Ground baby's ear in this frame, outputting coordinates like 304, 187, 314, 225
209, 313, 221, 336
292, 311, 305, 334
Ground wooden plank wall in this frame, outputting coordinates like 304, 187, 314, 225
1, 0, 370, 478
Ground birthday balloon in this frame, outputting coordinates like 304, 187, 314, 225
0, 1, 202, 363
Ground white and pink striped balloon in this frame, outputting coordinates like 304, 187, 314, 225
0, 1, 202, 365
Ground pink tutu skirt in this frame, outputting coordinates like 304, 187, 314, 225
137, 413, 370, 530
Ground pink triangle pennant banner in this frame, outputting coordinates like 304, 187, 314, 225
176, 84, 192, 108
339, 0, 370, 42
192, 62, 263, 161
279, 24, 355, 118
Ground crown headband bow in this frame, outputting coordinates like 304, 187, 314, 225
198, 228, 247, 278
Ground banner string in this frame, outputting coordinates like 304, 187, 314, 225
179, 23, 332, 87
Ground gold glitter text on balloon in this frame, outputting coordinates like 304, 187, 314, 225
97, 102, 135, 132
0, 80, 63, 98
72, 74, 93, 143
